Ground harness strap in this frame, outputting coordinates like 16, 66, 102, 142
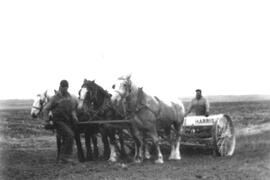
126, 88, 161, 120
134, 100, 161, 120
32, 106, 42, 110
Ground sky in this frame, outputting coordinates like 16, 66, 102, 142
0, 0, 270, 99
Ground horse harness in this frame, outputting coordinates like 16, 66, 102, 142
123, 87, 161, 121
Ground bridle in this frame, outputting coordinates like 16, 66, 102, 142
114, 79, 132, 100
113, 79, 137, 118
32, 97, 48, 115
115, 80, 159, 119
81, 81, 119, 118
32, 105, 42, 111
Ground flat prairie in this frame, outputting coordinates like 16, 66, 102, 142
1, 100, 270, 180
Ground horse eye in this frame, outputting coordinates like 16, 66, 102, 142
112, 85, 115, 89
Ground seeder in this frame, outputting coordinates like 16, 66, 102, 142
181, 114, 236, 156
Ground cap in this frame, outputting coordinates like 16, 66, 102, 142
195, 89, 201, 93
60, 80, 69, 88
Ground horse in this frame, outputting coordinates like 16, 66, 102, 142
30, 90, 98, 162
109, 75, 185, 164
78, 79, 129, 162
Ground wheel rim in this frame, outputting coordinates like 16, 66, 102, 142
215, 115, 235, 156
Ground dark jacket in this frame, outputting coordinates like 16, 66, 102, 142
43, 91, 78, 125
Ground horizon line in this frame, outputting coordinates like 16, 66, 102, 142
1, 93, 270, 101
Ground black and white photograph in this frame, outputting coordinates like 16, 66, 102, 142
0, 1, 270, 179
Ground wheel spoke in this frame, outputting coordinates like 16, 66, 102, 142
215, 116, 236, 156
212, 115, 236, 156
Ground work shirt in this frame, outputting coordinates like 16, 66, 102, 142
43, 92, 78, 124
187, 96, 210, 116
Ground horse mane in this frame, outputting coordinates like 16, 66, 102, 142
136, 87, 146, 106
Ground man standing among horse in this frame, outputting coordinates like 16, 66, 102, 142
185, 89, 210, 117
43, 80, 79, 163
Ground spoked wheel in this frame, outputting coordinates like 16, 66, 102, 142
212, 115, 236, 156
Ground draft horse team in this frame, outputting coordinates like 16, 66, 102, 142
31, 75, 186, 164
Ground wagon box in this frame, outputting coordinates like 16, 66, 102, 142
183, 114, 224, 126
181, 114, 236, 157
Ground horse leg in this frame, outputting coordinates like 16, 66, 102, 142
118, 130, 127, 159
149, 129, 164, 164
56, 133, 61, 162
99, 127, 110, 160
108, 129, 119, 162
92, 134, 99, 159
131, 126, 144, 163
85, 131, 93, 161
143, 135, 151, 160
167, 125, 176, 160
100, 127, 110, 160
169, 122, 181, 160
74, 131, 85, 162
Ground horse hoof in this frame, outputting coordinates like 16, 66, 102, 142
169, 157, 181, 160
169, 152, 181, 160
155, 159, 164, 164
108, 157, 117, 162
144, 153, 151, 160
134, 159, 142, 163
144, 156, 151, 160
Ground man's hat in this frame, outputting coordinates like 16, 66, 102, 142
60, 80, 69, 88
195, 89, 201, 93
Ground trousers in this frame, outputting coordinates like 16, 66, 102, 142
55, 121, 75, 160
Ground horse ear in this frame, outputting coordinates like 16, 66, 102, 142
54, 89, 58, 94
127, 74, 131, 80
84, 79, 87, 83
44, 90, 47, 97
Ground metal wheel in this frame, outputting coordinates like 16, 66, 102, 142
212, 115, 236, 156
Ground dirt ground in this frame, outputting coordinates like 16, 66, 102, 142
1, 101, 270, 180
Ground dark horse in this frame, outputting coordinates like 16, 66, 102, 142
78, 79, 129, 162
109, 75, 185, 163
76, 110, 106, 161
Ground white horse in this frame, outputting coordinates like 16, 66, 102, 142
30, 90, 56, 119
109, 75, 185, 164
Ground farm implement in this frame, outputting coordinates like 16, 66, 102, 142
181, 114, 236, 156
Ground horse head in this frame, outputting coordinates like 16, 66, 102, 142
110, 74, 133, 103
78, 79, 111, 111
30, 90, 55, 118
110, 74, 144, 116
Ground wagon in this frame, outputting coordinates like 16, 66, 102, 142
181, 114, 236, 156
